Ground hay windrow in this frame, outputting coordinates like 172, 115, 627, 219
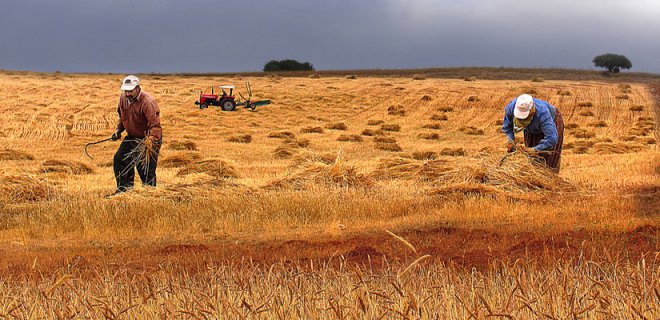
0, 149, 36, 161
0, 174, 55, 203
265, 161, 374, 190
176, 159, 239, 179
42, 160, 94, 175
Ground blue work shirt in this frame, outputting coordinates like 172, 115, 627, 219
502, 98, 558, 151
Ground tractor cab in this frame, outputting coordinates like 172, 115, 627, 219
219, 85, 234, 97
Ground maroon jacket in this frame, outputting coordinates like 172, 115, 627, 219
116, 90, 162, 140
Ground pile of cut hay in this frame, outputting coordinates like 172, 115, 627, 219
428, 153, 573, 200
265, 158, 373, 190
159, 152, 202, 168
176, 159, 240, 179
273, 138, 311, 159
168, 140, 198, 151
42, 160, 94, 175
291, 151, 338, 167
370, 157, 452, 181
372, 153, 573, 200
0, 174, 55, 203
0, 149, 35, 161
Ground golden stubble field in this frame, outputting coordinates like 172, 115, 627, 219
0, 71, 658, 318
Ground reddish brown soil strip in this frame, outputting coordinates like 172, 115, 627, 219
2, 225, 657, 277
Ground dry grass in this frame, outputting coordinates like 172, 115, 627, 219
367, 119, 384, 126
0, 72, 657, 319
630, 105, 644, 111
0, 173, 55, 203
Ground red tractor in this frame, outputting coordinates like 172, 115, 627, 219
195, 82, 270, 111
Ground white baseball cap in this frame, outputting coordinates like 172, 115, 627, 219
120, 75, 140, 91
514, 94, 534, 119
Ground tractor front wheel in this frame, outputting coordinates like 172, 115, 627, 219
221, 99, 236, 111
200, 103, 208, 109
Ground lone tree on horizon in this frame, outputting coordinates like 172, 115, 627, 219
592, 53, 632, 73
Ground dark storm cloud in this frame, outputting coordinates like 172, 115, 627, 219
1, 0, 658, 73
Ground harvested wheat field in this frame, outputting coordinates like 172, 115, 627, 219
0, 70, 658, 319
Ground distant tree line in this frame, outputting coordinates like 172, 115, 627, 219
263, 59, 314, 72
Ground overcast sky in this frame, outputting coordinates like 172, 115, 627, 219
1, 0, 659, 74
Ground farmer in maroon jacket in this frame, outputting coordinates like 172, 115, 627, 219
109, 75, 163, 196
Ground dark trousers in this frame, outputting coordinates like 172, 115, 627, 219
524, 110, 564, 173
113, 137, 161, 191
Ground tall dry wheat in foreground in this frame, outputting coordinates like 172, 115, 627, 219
0, 71, 658, 319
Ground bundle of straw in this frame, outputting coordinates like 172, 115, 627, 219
123, 137, 158, 175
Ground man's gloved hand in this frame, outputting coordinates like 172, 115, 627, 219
111, 131, 122, 141
506, 141, 516, 153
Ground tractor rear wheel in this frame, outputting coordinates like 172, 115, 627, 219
221, 99, 236, 111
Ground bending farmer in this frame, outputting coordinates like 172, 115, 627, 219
501, 94, 564, 172
109, 75, 163, 196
